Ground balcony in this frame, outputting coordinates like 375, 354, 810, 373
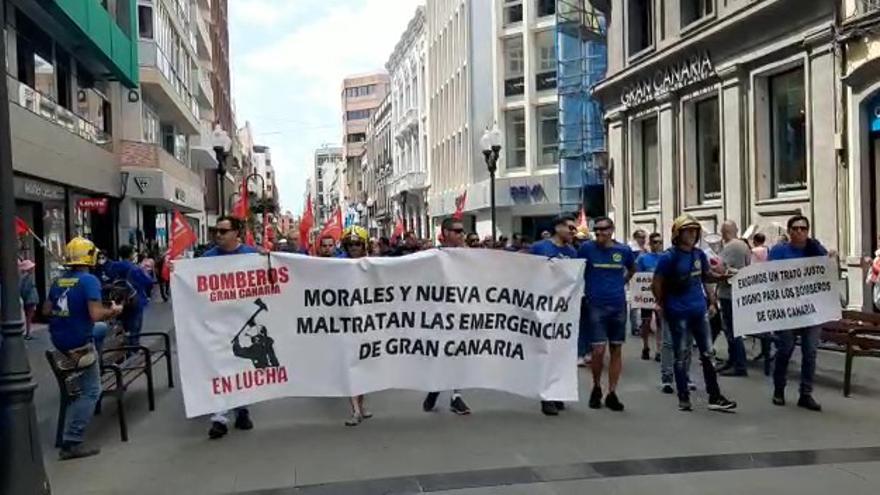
394, 107, 419, 139
197, 67, 214, 109
389, 170, 427, 197
505, 76, 525, 96
195, 9, 213, 61
845, 0, 880, 21
138, 40, 200, 134
120, 140, 205, 212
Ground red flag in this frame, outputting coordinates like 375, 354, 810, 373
263, 214, 274, 251
168, 210, 197, 258
319, 207, 343, 242
15, 216, 29, 237
232, 180, 249, 219
245, 229, 256, 246
453, 191, 467, 221
577, 207, 588, 229
300, 194, 315, 251
392, 216, 404, 240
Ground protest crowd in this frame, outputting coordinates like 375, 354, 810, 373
37, 203, 849, 461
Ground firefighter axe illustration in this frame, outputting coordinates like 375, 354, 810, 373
231, 298, 269, 343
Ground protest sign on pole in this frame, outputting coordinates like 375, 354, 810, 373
629, 272, 655, 309
731, 256, 841, 337
171, 249, 585, 418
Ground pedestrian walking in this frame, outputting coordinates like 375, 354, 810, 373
578, 217, 635, 412
628, 229, 647, 336
19, 258, 39, 339
635, 233, 663, 361
716, 220, 750, 377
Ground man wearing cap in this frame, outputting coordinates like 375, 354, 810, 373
653, 215, 737, 412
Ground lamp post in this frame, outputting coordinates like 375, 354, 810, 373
212, 125, 232, 217
480, 125, 502, 243
0, 6, 50, 494
245, 172, 267, 237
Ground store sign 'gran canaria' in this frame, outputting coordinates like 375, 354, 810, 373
620, 53, 715, 108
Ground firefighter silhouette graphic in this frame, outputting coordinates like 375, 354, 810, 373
230, 298, 279, 369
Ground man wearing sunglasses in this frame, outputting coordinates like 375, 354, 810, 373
202, 216, 261, 440
578, 217, 635, 412
529, 215, 578, 416
768, 215, 834, 412
422, 217, 472, 416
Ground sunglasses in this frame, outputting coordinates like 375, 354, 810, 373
215, 228, 235, 235
594, 225, 613, 232
651, 240, 662, 245
790, 226, 809, 232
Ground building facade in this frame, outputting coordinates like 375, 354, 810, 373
313, 144, 344, 226
341, 72, 390, 215
365, 93, 394, 237
6, 0, 139, 295
387, 6, 430, 238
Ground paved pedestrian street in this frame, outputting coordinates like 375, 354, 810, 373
24, 301, 880, 495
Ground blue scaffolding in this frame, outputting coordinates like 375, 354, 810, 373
556, 0, 607, 216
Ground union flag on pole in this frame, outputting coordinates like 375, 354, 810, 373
15, 216, 29, 237
319, 207, 343, 243
299, 193, 314, 251
453, 191, 467, 221
392, 215, 404, 240
162, 210, 197, 280
232, 180, 249, 219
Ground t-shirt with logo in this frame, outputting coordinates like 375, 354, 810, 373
201, 244, 261, 257
577, 241, 636, 308
529, 239, 577, 259
48, 270, 102, 352
636, 252, 662, 273
768, 240, 828, 261
655, 247, 710, 318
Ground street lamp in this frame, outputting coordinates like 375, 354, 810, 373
480, 125, 502, 243
0, 7, 50, 494
246, 172, 267, 235
212, 125, 232, 217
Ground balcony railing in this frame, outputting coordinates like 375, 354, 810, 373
845, 0, 880, 21
7, 75, 111, 146
139, 40, 200, 121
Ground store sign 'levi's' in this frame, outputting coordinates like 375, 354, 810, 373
76, 198, 109, 214
171, 249, 585, 418
620, 53, 715, 108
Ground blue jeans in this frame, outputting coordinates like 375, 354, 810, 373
123, 309, 144, 347
773, 326, 820, 396
660, 318, 691, 385
63, 360, 101, 444
578, 297, 590, 357
588, 304, 627, 346
719, 298, 747, 374
93, 322, 109, 354
666, 313, 722, 401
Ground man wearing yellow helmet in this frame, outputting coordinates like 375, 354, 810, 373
652, 215, 736, 412
44, 237, 123, 460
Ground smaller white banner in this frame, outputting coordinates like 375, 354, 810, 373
731, 257, 841, 337
629, 272, 655, 309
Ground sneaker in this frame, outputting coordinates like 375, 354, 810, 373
708, 395, 737, 411
422, 392, 439, 412
583, 354, 592, 365
541, 400, 559, 416
589, 386, 603, 409
345, 413, 363, 426
641, 348, 651, 360
208, 421, 228, 439
661, 383, 675, 395
797, 395, 822, 412
605, 392, 624, 412
719, 368, 748, 377
450, 396, 471, 415
773, 388, 785, 406
654, 353, 661, 362
59, 443, 100, 461
678, 399, 693, 411
361, 409, 373, 419
234, 409, 253, 430
554, 401, 565, 411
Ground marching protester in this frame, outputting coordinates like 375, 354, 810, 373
652, 215, 737, 412
768, 215, 835, 412
628, 229, 648, 336
716, 221, 750, 377
202, 216, 261, 439
422, 218, 472, 416
45, 237, 124, 460
750, 232, 769, 264
578, 216, 635, 412
316, 234, 337, 258
93, 250, 112, 284
155, 250, 171, 302
635, 233, 663, 361
529, 215, 577, 416
19, 258, 39, 340
106, 245, 154, 347
465, 233, 481, 248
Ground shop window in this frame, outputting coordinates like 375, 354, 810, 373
504, 0, 523, 25
633, 116, 659, 210
505, 108, 526, 170
536, 105, 558, 167
769, 68, 807, 193
628, 0, 654, 56
504, 36, 524, 96
681, 0, 714, 28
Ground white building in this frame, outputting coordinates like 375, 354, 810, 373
386, 6, 430, 237
313, 145, 344, 226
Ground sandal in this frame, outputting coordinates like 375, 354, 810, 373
345, 413, 363, 426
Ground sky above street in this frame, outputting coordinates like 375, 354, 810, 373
229, 0, 423, 216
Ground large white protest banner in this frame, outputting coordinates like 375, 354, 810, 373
629, 272, 655, 309
731, 256, 841, 337
171, 249, 584, 418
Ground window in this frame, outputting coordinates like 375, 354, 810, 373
535, 30, 557, 91
138, 5, 154, 39
695, 97, 721, 201
505, 109, 526, 170
769, 68, 807, 193
56, 49, 71, 109
536, 105, 558, 167
347, 132, 366, 143
346, 109, 371, 120
681, 0, 713, 28
142, 103, 160, 144
635, 117, 659, 209
344, 85, 376, 98
504, 0, 523, 24
537, 0, 556, 17
628, 0, 653, 56
504, 37, 524, 96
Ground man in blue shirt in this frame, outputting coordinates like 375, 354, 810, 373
106, 244, 154, 347
529, 215, 577, 416
769, 215, 833, 412
653, 215, 736, 412
635, 232, 663, 361
45, 237, 123, 460
204, 216, 261, 440
578, 216, 635, 412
